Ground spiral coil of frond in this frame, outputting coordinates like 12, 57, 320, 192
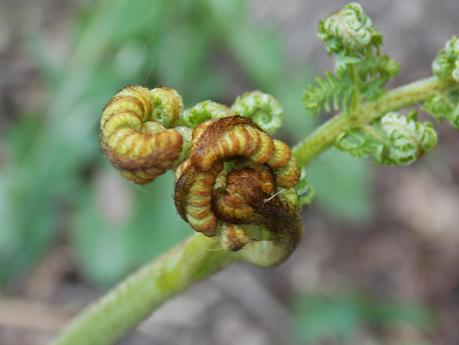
231, 91, 283, 134
181, 101, 233, 128
174, 116, 301, 251
100, 86, 302, 254
318, 2, 381, 54
100, 86, 190, 184
433, 36, 459, 82
335, 112, 438, 165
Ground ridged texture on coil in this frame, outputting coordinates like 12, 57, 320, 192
231, 91, 283, 134
190, 116, 274, 171
212, 165, 276, 225
181, 101, 233, 128
100, 86, 184, 184
175, 160, 222, 236
174, 116, 300, 242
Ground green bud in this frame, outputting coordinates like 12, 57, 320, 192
376, 112, 437, 165
432, 36, 459, 82
318, 3, 381, 54
335, 129, 383, 158
336, 112, 438, 165
231, 91, 283, 134
423, 92, 459, 129
181, 101, 232, 128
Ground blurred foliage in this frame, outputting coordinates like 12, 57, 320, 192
0, 0, 372, 287
293, 290, 435, 344
308, 150, 372, 222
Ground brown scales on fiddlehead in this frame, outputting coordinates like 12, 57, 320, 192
174, 115, 301, 251
100, 85, 188, 184
100, 85, 302, 253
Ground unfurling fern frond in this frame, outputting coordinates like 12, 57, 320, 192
336, 112, 438, 165
358, 55, 400, 98
308, 3, 399, 116
432, 36, 459, 82
318, 2, 381, 54
335, 129, 383, 159
303, 72, 353, 115
422, 91, 459, 129
231, 91, 283, 134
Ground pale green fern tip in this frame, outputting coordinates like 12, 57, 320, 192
336, 112, 438, 166
318, 2, 381, 54
181, 100, 232, 128
432, 36, 459, 82
231, 91, 283, 134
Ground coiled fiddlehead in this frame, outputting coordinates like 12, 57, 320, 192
100, 86, 302, 258
174, 115, 301, 253
100, 86, 190, 184
318, 2, 381, 54
423, 92, 459, 129
181, 101, 233, 128
335, 111, 438, 165
231, 91, 283, 134
433, 36, 459, 82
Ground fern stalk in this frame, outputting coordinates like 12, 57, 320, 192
294, 76, 458, 166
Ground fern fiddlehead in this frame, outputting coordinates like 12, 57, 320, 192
100, 86, 302, 258
432, 36, 459, 82
335, 111, 438, 165
318, 2, 380, 53
231, 91, 283, 134
305, 3, 399, 115
100, 86, 190, 184
180, 100, 233, 128
174, 115, 300, 252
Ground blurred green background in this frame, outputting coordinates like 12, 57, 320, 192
1, 0, 459, 344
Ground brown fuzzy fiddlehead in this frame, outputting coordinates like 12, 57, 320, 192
100, 86, 188, 184
100, 85, 302, 258
174, 115, 301, 252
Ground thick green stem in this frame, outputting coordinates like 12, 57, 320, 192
50, 220, 302, 345
293, 76, 458, 166
50, 235, 236, 345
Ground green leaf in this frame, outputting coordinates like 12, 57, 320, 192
303, 71, 353, 115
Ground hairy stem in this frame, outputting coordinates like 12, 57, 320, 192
293, 76, 458, 166
50, 219, 302, 345
50, 235, 236, 345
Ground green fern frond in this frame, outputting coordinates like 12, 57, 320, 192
422, 91, 459, 128
358, 54, 400, 83
303, 72, 353, 115
432, 36, 459, 81
318, 2, 381, 55
309, 4, 399, 116
336, 112, 438, 165
335, 129, 383, 158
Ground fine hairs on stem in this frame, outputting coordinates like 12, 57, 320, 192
51, 3, 459, 345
